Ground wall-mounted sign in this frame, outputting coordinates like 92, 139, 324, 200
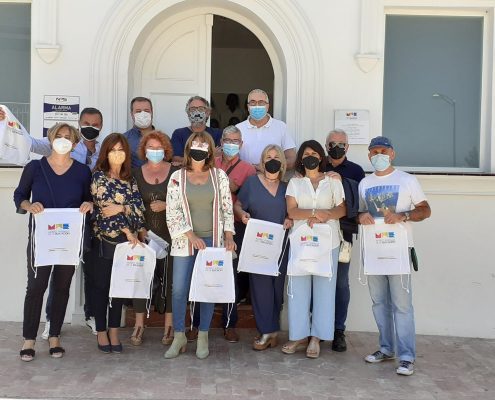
334, 110, 369, 144
43, 95, 80, 136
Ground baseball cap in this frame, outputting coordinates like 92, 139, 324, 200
368, 136, 393, 150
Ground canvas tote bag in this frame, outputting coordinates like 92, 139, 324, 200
0, 105, 31, 165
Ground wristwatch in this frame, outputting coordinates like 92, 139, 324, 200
404, 212, 411, 222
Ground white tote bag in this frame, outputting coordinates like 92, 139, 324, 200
109, 243, 157, 299
189, 247, 235, 303
288, 223, 333, 278
0, 105, 31, 165
238, 218, 285, 276
361, 221, 410, 275
146, 230, 169, 260
33, 208, 85, 267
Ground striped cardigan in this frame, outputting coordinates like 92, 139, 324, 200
166, 167, 235, 257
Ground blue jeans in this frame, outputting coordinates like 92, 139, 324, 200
172, 237, 215, 332
334, 261, 350, 331
367, 274, 415, 362
288, 247, 339, 341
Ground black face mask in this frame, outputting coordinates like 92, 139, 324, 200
328, 146, 346, 160
302, 155, 320, 170
264, 159, 282, 174
80, 126, 100, 141
190, 149, 209, 162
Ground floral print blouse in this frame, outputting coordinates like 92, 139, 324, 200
91, 170, 145, 240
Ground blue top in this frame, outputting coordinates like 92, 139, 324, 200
14, 158, 92, 222
325, 157, 365, 183
123, 127, 146, 169
171, 126, 222, 158
237, 175, 288, 224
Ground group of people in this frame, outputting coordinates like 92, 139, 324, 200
3, 87, 431, 377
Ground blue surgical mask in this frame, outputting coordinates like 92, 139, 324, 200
370, 154, 391, 171
223, 143, 240, 158
249, 105, 267, 121
146, 149, 165, 164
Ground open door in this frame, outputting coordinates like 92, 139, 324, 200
132, 14, 213, 135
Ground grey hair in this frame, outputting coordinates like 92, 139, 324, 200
185, 95, 210, 111
247, 89, 269, 103
327, 128, 348, 142
222, 125, 242, 139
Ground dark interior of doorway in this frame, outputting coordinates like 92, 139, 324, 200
210, 15, 274, 129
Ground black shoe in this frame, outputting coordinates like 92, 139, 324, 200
332, 329, 347, 352
110, 343, 123, 353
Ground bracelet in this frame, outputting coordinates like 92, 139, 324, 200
311, 208, 316, 217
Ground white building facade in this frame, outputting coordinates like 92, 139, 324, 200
0, 0, 494, 338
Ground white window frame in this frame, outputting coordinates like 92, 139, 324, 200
382, 5, 493, 173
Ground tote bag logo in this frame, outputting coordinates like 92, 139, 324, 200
7, 120, 21, 130
300, 235, 319, 246
126, 255, 145, 267
255, 231, 274, 245
47, 223, 70, 235
206, 260, 224, 271
375, 231, 396, 244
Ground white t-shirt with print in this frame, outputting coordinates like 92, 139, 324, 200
286, 176, 345, 250
358, 169, 427, 246
236, 116, 296, 165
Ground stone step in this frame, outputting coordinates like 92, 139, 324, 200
125, 304, 256, 328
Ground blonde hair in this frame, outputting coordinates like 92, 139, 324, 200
259, 144, 286, 179
183, 131, 216, 171
47, 123, 80, 144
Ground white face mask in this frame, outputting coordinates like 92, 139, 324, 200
52, 137, 73, 155
134, 111, 152, 129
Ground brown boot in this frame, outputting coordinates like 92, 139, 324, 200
224, 328, 239, 343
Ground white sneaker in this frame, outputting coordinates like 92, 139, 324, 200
41, 321, 50, 340
396, 360, 415, 376
85, 317, 97, 335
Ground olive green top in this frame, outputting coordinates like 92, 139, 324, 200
186, 175, 214, 238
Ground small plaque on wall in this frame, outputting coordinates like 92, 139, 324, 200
334, 110, 369, 144
43, 95, 80, 137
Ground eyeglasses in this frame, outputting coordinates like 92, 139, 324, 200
328, 142, 347, 149
248, 100, 268, 107
223, 139, 241, 144
189, 106, 207, 113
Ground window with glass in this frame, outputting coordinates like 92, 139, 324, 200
0, 3, 31, 130
382, 15, 483, 170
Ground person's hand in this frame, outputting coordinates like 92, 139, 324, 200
224, 237, 236, 252
102, 203, 124, 218
314, 210, 329, 223
283, 218, 293, 230
384, 212, 405, 224
79, 201, 93, 214
214, 146, 222, 157
150, 200, 166, 212
187, 232, 206, 250
326, 171, 342, 181
0, 107, 5, 121
28, 202, 44, 214
229, 178, 239, 194
125, 231, 143, 249
358, 212, 375, 225
241, 212, 250, 225
307, 216, 319, 229
138, 228, 148, 242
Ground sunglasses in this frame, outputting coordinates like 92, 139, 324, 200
328, 142, 346, 149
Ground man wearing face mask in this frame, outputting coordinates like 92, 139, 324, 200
124, 96, 155, 168
171, 96, 222, 164
358, 136, 431, 376
214, 125, 256, 342
325, 129, 365, 352
0, 107, 104, 170
236, 89, 296, 173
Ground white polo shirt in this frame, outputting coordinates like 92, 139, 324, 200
236, 116, 296, 165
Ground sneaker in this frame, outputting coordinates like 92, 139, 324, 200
224, 328, 239, 343
41, 321, 50, 340
331, 329, 347, 352
364, 350, 395, 363
396, 360, 414, 376
85, 317, 97, 335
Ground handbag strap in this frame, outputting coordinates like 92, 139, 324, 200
39, 159, 58, 208
225, 158, 241, 176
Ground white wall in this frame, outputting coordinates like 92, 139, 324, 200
1, 0, 494, 338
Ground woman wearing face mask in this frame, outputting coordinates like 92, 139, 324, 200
234, 145, 293, 350
90, 133, 146, 353
284, 140, 346, 358
129, 131, 178, 346
165, 131, 235, 359
14, 123, 93, 361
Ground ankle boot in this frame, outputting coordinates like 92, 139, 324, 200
196, 330, 209, 359
164, 332, 187, 359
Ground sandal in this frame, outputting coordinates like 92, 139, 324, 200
162, 326, 174, 346
20, 348, 35, 362
306, 337, 320, 359
281, 338, 308, 354
253, 333, 278, 351
130, 326, 144, 346
49, 346, 65, 358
